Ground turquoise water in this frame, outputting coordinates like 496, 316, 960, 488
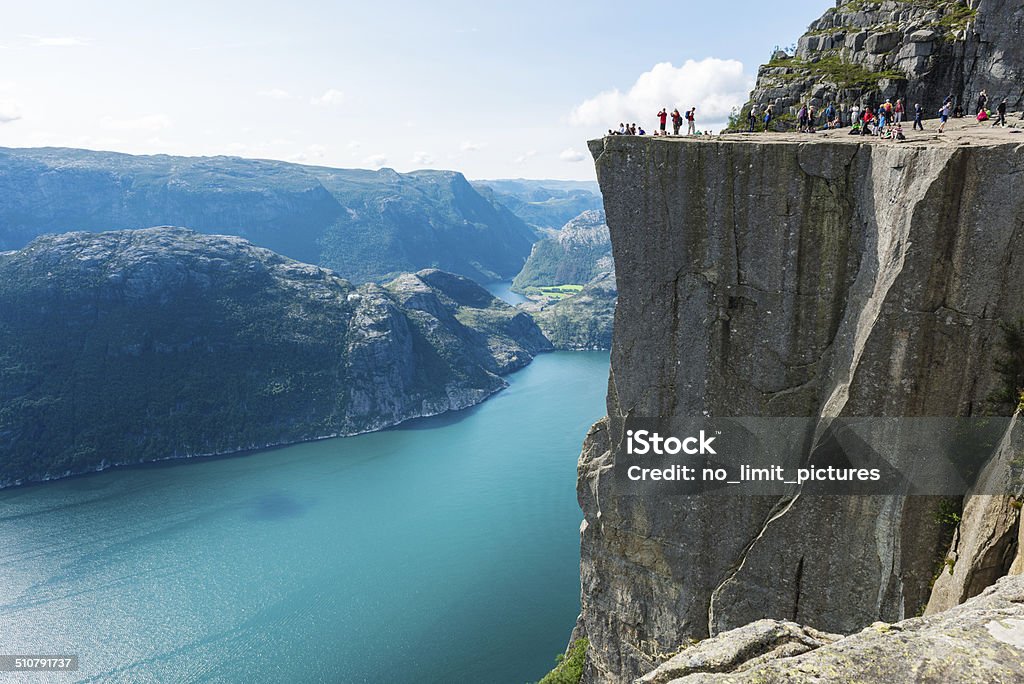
0, 352, 609, 684
485, 281, 529, 306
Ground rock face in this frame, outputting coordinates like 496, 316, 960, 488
0, 147, 536, 284
578, 134, 1024, 682
533, 272, 617, 351
0, 227, 550, 488
744, 0, 1024, 125
639, 575, 1024, 683
513, 210, 613, 291
927, 413, 1024, 614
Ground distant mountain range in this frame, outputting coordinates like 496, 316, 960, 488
0, 147, 540, 285
512, 209, 611, 291
0, 227, 551, 487
472, 178, 603, 232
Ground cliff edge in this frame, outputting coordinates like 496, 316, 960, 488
576, 129, 1024, 682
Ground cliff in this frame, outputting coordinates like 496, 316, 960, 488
577, 130, 1024, 682
0, 147, 536, 284
744, 0, 1024, 124
0, 228, 550, 488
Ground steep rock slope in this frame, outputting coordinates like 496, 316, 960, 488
743, 0, 1024, 124
577, 134, 1024, 682
533, 272, 617, 351
0, 147, 536, 283
512, 210, 612, 291
0, 228, 550, 487
639, 574, 1024, 683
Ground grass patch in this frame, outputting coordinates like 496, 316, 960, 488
525, 284, 585, 301
536, 638, 588, 684
765, 53, 904, 90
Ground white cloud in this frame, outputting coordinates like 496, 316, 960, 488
559, 148, 587, 163
259, 88, 293, 100
513, 150, 537, 164
99, 114, 172, 132
347, 141, 362, 150
412, 151, 434, 166
311, 88, 345, 106
0, 100, 21, 124
364, 154, 388, 169
24, 35, 91, 47
570, 58, 753, 130
461, 140, 484, 152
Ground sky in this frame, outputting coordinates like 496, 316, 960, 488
0, 1, 816, 180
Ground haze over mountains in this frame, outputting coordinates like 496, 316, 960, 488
0, 147, 603, 285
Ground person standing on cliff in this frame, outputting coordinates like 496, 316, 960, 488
894, 99, 904, 123
977, 90, 988, 114
938, 100, 951, 133
686, 107, 696, 135
657, 108, 668, 135
672, 108, 683, 135
995, 98, 1008, 126
913, 103, 924, 131
762, 106, 772, 132
746, 107, 757, 132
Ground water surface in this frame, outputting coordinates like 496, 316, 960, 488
0, 352, 609, 683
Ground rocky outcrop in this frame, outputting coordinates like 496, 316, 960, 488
927, 412, 1024, 614
0, 147, 536, 283
744, 0, 1024, 125
578, 133, 1024, 682
0, 227, 550, 488
638, 574, 1024, 683
533, 272, 617, 350
513, 210, 612, 291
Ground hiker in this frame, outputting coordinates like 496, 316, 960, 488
995, 98, 1008, 126
798, 103, 809, 132
823, 103, 835, 129
861, 106, 875, 136
762, 106, 772, 131
618, 122, 626, 134
877, 104, 888, 135
672, 108, 683, 135
977, 108, 989, 123
954, 103, 964, 118
808, 104, 817, 132
686, 107, 696, 135
913, 103, 924, 131
894, 99, 904, 123
937, 100, 951, 133
894, 122, 906, 141
657, 108, 668, 135
977, 90, 988, 115
747, 107, 757, 132
851, 103, 861, 128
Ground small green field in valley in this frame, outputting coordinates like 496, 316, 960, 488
524, 284, 584, 301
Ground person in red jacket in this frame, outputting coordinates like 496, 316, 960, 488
657, 108, 668, 135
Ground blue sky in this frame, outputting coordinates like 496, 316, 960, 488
0, 1, 816, 179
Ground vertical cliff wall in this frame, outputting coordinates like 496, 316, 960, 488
578, 134, 1024, 682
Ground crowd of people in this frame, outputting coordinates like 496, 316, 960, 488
745, 91, 1016, 138
606, 107, 716, 137
602, 92, 1018, 140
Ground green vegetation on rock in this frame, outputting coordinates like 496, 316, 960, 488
536, 638, 588, 684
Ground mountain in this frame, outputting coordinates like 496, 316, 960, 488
473, 178, 603, 231
532, 272, 616, 351
0, 227, 550, 488
0, 147, 536, 284
512, 209, 611, 291
740, 0, 1024, 128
